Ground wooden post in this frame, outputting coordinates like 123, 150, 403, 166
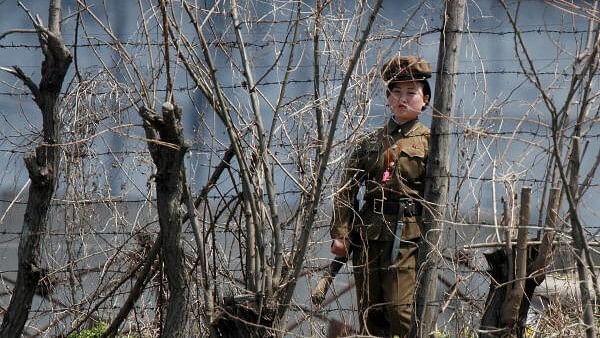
500, 187, 531, 328
530, 188, 560, 280
410, 1, 465, 337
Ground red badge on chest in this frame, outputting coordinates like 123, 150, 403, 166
381, 169, 391, 182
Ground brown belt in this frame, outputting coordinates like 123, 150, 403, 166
364, 199, 422, 216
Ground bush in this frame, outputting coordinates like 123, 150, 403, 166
67, 322, 108, 338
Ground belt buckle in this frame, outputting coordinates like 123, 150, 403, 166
394, 198, 410, 216
373, 197, 385, 215
404, 200, 415, 216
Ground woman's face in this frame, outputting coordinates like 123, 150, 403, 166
386, 81, 429, 122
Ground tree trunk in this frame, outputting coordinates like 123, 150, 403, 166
480, 188, 561, 338
139, 103, 191, 337
480, 250, 510, 337
499, 187, 531, 329
565, 97, 597, 338
0, 1, 71, 337
480, 249, 544, 338
209, 296, 275, 338
411, 0, 465, 336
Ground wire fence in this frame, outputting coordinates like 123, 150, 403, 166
0, 2, 599, 336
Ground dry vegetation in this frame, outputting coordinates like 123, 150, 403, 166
0, 1, 598, 337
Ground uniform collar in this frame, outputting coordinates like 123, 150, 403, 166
386, 118, 418, 136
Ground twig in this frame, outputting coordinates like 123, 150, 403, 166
231, 0, 276, 295
99, 238, 160, 338
0, 28, 37, 41
279, 0, 385, 321
0, 66, 40, 99
0, 179, 30, 225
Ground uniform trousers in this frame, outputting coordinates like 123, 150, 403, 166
352, 237, 418, 337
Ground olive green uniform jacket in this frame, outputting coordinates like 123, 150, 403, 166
331, 118, 429, 242
330, 118, 430, 336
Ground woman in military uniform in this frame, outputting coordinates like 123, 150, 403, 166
330, 55, 431, 337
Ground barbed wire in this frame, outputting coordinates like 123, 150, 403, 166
0, 28, 591, 50
0, 165, 598, 205
0, 68, 589, 99
0, 161, 596, 202
0, 9, 597, 338
0, 129, 598, 158
0, 223, 598, 238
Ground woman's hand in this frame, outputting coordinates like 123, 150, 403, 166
331, 238, 351, 257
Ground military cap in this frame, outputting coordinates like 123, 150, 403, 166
381, 55, 432, 82
381, 55, 432, 100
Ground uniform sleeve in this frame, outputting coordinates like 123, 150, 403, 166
330, 147, 364, 239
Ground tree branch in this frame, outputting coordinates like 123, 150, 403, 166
0, 28, 37, 41
0, 65, 40, 100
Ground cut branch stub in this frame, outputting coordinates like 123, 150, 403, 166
23, 149, 54, 186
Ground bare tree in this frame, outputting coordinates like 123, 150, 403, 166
162, 0, 385, 334
2, 1, 599, 337
0, 1, 71, 336
52, 0, 392, 336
